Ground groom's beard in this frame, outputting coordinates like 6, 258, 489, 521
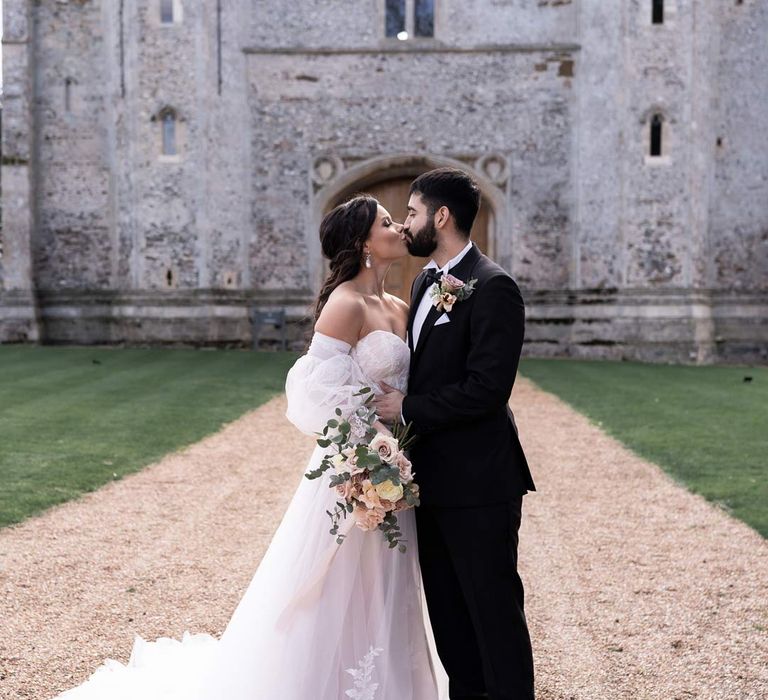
405, 218, 438, 258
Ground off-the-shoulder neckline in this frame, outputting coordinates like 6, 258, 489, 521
314, 329, 407, 350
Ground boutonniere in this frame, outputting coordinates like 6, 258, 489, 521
429, 273, 477, 313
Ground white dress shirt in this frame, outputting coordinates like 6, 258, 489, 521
410, 240, 474, 348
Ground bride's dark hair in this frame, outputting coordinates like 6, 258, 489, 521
314, 194, 379, 322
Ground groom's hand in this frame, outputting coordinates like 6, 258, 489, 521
374, 383, 405, 423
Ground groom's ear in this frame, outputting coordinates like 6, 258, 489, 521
435, 205, 450, 230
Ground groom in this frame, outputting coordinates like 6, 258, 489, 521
375, 167, 536, 699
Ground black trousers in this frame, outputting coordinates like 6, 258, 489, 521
416, 498, 534, 700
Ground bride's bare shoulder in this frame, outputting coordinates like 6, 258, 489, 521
385, 292, 409, 320
315, 284, 365, 346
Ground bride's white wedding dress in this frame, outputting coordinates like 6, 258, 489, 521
55, 330, 446, 700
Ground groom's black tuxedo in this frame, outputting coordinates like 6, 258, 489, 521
403, 243, 535, 506
403, 243, 535, 700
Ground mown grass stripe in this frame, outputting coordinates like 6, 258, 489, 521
519, 359, 768, 538
0, 347, 299, 528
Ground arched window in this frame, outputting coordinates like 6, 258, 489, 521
160, 0, 174, 24
162, 110, 177, 156
650, 114, 663, 157
652, 0, 664, 24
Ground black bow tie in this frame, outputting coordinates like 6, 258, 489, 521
424, 268, 444, 286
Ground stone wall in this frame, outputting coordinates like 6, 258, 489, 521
245, 47, 575, 292
1, 0, 766, 361
0, 0, 39, 342
711, 0, 768, 292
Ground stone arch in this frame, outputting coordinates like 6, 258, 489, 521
309, 153, 508, 294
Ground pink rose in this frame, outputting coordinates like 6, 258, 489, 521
335, 480, 353, 501
393, 498, 410, 512
441, 273, 465, 292
354, 504, 386, 531
341, 447, 365, 475
358, 479, 384, 510
370, 434, 400, 465
380, 498, 398, 512
395, 452, 413, 482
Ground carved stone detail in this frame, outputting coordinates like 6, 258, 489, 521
476, 153, 509, 187
311, 155, 344, 186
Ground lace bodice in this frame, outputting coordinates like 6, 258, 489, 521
350, 330, 409, 394
285, 331, 409, 436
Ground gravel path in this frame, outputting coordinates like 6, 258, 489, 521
1, 380, 766, 699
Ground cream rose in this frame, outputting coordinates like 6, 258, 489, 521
374, 479, 404, 503
435, 292, 457, 313
370, 433, 399, 464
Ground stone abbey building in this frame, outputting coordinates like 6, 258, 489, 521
1, 0, 766, 361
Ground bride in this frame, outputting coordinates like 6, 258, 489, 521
55, 195, 447, 699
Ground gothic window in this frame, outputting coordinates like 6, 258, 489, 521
386, 0, 434, 40
415, 0, 434, 37
652, 0, 664, 24
386, 0, 406, 38
162, 110, 177, 156
160, 0, 174, 24
650, 114, 663, 156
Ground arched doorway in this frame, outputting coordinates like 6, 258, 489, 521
329, 177, 492, 302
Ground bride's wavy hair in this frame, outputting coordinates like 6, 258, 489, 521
314, 194, 379, 322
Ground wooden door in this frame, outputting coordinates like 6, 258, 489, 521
364, 178, 490, 302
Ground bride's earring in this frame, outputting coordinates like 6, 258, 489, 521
364, 252, 372, 269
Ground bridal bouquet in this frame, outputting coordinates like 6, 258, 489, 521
304, 388, 420, 553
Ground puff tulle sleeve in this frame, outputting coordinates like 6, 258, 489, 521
284, 332, 369, 436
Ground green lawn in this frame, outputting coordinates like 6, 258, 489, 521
0, 346, 298, 528
520, 359, 768, 538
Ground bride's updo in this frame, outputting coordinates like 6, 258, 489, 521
314, 194, 379, 322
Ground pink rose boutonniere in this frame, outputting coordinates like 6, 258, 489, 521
429, 273, 477, 313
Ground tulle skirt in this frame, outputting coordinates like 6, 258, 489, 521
56, 446, 446, 699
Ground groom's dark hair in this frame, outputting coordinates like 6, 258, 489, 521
409, 167, 481, 238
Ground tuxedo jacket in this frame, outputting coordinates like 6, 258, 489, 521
402, 243, 536, 507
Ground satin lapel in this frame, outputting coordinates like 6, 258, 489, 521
411, 244, 482, 367
407, 270, 429, 354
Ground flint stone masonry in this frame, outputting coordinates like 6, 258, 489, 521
0, 0, 766, 361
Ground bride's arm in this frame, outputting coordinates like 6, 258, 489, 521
284, 291, 371, 436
